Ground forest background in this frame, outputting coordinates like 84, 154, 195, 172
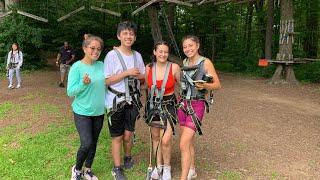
0, 0, 319, 82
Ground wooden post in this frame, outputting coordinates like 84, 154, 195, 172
269, 0, 297, 84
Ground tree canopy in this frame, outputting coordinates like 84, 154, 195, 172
0, 0, 319, 82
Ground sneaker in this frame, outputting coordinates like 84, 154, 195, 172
59, 82, 65, 88
111, 167, 127, 180
8, 84, 14, 89
123, 156, 134, 169
16, 84, 21, 89
150, 166, 161, 179
83, 168, 98, 180
162, 165, 171, 180
71, 165, 82, 180
187, 168, 197, 180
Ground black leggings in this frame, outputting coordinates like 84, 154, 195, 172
74, 112, 104, 170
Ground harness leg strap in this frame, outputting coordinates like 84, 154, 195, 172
186, 101, 203, 135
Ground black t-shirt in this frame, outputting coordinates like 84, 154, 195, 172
59, 46, 75, 64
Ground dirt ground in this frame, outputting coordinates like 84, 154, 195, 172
1, 66, 320, 179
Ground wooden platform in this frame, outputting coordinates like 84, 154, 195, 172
268, 58, 320, 65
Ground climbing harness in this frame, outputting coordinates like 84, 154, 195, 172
177, 56, 214, 135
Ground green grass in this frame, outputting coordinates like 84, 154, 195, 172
269, 170, 284, 180
217, 170, 243, 180
0, 102, 15, 120
0, 117, 148, 179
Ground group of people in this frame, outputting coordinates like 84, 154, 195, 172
66, 21, 220, 180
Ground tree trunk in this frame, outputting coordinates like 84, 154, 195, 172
270, 0, 297, 84
167, 3, 175, 31
147, 4, 162, 44
4, 0, 19, 10
265, 0, 274, 59
254, 0, 266, 57
244, 2, 254, 56
279, 0, 293, 60
0, 1, 4, 13
303, 0, 319, 58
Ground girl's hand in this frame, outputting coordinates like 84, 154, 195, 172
195, 82, 206, 90
83, 73, 91, 84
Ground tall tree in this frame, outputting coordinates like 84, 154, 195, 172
167, 3, 175, 30
270, 0, 297, 83
244, 1, 254, 55
147, 4, 162, 43
265, 0, 274, 59
254, 0, 266, 56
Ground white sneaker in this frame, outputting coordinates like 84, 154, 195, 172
71, 165, 82, 180
187, 168, 197, 179
16, 84, 21, 88
83, 168, 98, 180
8, 84, 14, 89
162, 165, 171, 180
151, 166, 162, 179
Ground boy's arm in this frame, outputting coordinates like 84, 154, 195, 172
105, 71, 128, 86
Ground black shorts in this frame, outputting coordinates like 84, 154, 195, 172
108, 104, 140, 137
145, 94, 177, 129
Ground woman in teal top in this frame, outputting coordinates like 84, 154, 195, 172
67, 35, 105, 180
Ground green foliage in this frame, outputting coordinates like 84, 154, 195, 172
0, 16, 46, 71
295, 61, 320, 83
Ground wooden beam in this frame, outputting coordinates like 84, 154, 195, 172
294, 58, 320, 62
201, 0, 233, 5
198, 0, 209, 5
17, 10, 48, 22
0, 10, 12, 18
214, 0, 232, 5
165, 0, 193, 7
132, 0, 158, 16
96, 1, 139, 4
90, 6, 121, 17
57, 6, 85, 22
234, 0, 255, 4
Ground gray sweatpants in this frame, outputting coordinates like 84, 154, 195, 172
8, 68, 21, 86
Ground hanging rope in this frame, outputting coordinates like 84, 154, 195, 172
160, 4, 181, 58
